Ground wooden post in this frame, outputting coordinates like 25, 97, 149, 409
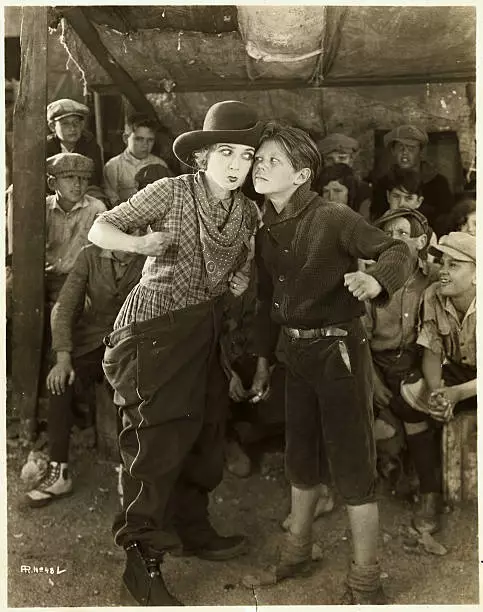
12, 7, 48, 441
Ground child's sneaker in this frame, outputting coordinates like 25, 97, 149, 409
25, 462, 73, 507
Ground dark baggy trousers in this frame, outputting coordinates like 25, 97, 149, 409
103, 298, 228, 556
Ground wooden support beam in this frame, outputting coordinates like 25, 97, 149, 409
12, 6, 48, 441
62, 7, 177, 170
90, 71, 476, 95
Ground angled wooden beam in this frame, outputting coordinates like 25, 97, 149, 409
12, 6, 48, 441
62, 6, 177, 168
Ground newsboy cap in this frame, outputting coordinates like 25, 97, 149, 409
374, 207, 430, 236
384, 125, 428, 148
429, 232, 476, 263
47, 98, 89, 123
46, 153, 94, 178
318, 133, 359, 156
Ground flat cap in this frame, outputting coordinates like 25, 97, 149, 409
46, 153, 94, 178
134, 164, 171, 189
384, 125, 428, 148
375, 207, 429, 233
47, 98, 89, 123
429, 231, 476, 263
318, 133, 359, 156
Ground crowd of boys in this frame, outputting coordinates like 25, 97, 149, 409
7, 97, 477, 605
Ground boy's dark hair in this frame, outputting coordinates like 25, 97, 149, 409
125, 112, 158, 135
259, 122, 322, 185
386, 168, 423, 195
314, 163, 359, 208
447, 197, 476, 232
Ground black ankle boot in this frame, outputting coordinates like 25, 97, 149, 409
121, 541, 183, 606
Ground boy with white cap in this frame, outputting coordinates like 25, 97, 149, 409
400, 231, 476, 533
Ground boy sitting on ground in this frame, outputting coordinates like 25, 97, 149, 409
400, 232, 476, 534
103, 112, 173, 208
24, 240, 145, 507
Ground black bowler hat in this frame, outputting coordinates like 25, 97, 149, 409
173, 100, 263, 167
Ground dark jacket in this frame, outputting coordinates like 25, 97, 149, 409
51, 244, 145, 358
254, 182, 412, 358
371, 161, 454, 236
46, 132, 103, 188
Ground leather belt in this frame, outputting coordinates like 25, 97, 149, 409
283, 326, 348, 339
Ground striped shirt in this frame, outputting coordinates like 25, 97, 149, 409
96, 172, 259, 327
46, 193, 106, 276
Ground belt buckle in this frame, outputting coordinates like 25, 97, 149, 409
291, 328, 301, 339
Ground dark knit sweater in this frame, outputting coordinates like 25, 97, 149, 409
254, 183, 412, 358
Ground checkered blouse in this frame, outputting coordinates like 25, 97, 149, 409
95, 172, 259, 327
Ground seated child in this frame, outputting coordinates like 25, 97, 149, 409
400, 232, 476, 532
46, 98, 104, 199
103, 112, 173, 207
25, 242, 145, 507
44, 153, 107, 303
134, 163, 173, 191
363, 208, 434, 495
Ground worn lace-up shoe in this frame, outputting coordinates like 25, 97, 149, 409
340, 561, 387, 605
25, 462, 73, 507
412, 492, 442, 535
121, 541, 182, 606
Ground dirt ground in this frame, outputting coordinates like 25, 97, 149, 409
6, 428, 479, 608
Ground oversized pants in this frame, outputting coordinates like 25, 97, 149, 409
102, 299, 228, 556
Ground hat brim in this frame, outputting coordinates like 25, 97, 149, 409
384, 135, 427, 148
428, 244, 475, 262
173, 122, 264, 167
400, 378, 431, 414
49, 112, 87, 123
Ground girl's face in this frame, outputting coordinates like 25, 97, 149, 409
205, 143, 255, 194
460, 210, 476, 236
322, 180, 349, 205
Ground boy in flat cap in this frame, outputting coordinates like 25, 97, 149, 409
315, 133, 372, 219
363, 208, 435, 506
47, 98, 104, 195
45, 153, 106, 302
88, 100, 262, 605
250, 122, 412, 604
104, 113, 173, 208
371, 124, 454, 235
400, 232, 476, 533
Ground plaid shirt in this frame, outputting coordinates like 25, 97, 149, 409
46, 193, 106, 276
96, 172, 259, 327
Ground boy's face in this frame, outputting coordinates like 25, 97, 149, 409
387, 186, 423, 210
322, 180, 349, 205
382, 216, 424, 261
461, 211, 476, 236
52, 115, 85, 146
205, 143, 255, 192
324, 151, 353, 167
51, 174, 89, 205
438, 253, 476, 298
392, 140, 421, 170
253, 139, 308, 199
125, 127, 156, 159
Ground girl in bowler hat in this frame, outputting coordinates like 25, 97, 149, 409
88, 101, 262, 606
